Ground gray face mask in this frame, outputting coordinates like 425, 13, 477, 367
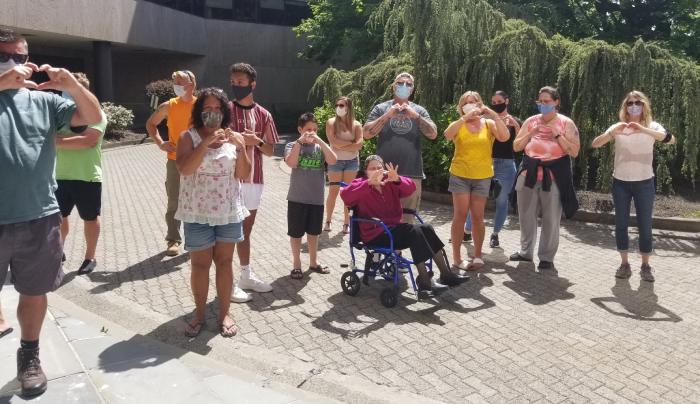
202, 110, 223, 128
0, 59, 17, 75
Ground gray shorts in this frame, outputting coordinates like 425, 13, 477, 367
0, 213, 64, 296
448, 174, 491, 197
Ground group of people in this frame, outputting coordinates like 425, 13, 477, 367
0, 24, 677, 398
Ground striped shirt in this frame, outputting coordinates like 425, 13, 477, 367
228, 101, 279, 184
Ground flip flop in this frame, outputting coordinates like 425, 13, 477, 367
0, 327, 13, 339
309, 265, 330, 274
219, 318, 238, 338
290, 268, 303, 280
184, 320, 205, 338
467, 257, 485, 270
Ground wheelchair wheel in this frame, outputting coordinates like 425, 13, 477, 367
341, 271, 361, 296
380, 287, 398, 308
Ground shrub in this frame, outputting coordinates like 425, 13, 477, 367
145, 79, 176, 109
101, 102, 134, 138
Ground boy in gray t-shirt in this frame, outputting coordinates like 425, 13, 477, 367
284, 113, 337, 280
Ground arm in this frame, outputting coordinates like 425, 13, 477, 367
634, 122, 675, 144
363, 104, 396, 139
513, 118, 535, 152
55, 128, 102, 149
394, 176, 416, 198
443, 119, 464, 141
591, 123, 623, 148
146, 102, 174, 152
316, 138, 338, 165
284, 141, 302, 168
335, 122, 365, 152
411, 106, 437, 139
555, 120, 581, 157
176, 131, 215, 176
228, 130, 251, 180
340, 178, 372, 207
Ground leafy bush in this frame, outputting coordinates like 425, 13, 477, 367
145, 79, 176, 108
422, 104, 458, 191
101, 102, 134, 138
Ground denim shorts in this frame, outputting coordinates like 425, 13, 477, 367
327, 158, 359, 173
183, 221, 244, 252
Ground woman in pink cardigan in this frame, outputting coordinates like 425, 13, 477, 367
340, 155, 468, 292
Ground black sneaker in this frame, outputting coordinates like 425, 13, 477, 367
17, 347, 47, 397
640, 263, 655, 282
489, 234, 500, 248
440, 272, 469, 286
537, 261, 554, 270
62, 253, 66, 262
509, 252, 532, 262
463, 232, 472, 242
615, 263, 632, 279
77, 259, 97, 275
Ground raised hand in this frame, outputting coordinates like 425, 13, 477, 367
386, 162, 400, 182
367, 168, 385, 187
158, 141, 177, 153
225, 128, 246, 148
0, 63, 38, 90
206, 129, 228, 146
36, 64, 79, 92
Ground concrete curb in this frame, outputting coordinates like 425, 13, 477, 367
103, 137, 153, 150
55, 276, 445, 404
422, 190, 700, 233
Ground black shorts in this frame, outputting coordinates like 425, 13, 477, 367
287, 201, 323, 238
56, 180, 102, 221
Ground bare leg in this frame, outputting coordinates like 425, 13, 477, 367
469, 196, 487, 259
290, 237, 302, 269
619, 251, 629, 265
308, 234, 319, 267
450, 192, 471, 264
325, 172, 343, 226
84, 218, 100, 260
189, 248, 213, 323
17, 295, 47, 341
341, 171, 358, 227
60, 216, 69, 243
237, 210, 257, 267
212, 242, 235, 324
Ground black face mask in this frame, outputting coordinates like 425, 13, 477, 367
231, 84, 253, 100
491, 103, 507, 113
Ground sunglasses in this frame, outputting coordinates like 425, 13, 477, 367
0, 52, 29, 64
396, 81, 414, 87
335, 104, 346, 108
626, 100, 643, 106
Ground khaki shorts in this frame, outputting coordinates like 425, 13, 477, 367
0, 213, 64, 296
448, 174, 491, 197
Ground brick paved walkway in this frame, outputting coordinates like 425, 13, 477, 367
59, 143, 700, 403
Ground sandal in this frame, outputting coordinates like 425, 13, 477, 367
309, 264, 330, 274
467, 257, 485, 270
323, 221, 332, 232
219, 317, 238, 338
0, 327, 13, 339
290, 268, 303, 280
184, 319, 205, 338
342, 223, 350, 235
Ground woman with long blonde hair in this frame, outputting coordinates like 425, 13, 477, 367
324, 96, 363, 234
591, 90, 675, 282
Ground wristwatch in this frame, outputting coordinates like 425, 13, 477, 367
256, 139, 264, 147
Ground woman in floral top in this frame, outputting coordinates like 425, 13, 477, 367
175, 88, 250, 338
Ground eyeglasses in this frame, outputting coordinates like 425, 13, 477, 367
626, 100, 643, 106
335, 104, 346, 108
535, 101, 554, 105
0, 52, 29, 64
396, 81, 413, 87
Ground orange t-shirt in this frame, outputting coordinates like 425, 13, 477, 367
166, 96, 196, 160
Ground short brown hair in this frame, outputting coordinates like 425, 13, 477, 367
229, 63, 257, 82
0, 28, 26, 45
72, 72, 90, 89
297, 112, 317, 128
538, 86, 560, 101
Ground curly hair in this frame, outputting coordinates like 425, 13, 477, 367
190, 87, 231, 129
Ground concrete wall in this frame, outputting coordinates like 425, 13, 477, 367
1, 0, 324, 130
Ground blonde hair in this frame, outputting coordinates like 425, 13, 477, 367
333, 96, 355, 135
172, 70, 196, 87
619, 90, 652, 127
457, 91, 483, 116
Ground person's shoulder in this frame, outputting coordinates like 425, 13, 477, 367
253, 103, 272, 116
410, 101, 427, 111
374, 100, 392, 110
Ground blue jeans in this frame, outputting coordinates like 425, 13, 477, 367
465, 158, 517, 233
612, 177, 655, 255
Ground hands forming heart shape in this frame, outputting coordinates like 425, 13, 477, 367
0, 63, 79, 93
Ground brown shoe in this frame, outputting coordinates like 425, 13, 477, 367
17, 347, 47, 397
166, 241, 180, 257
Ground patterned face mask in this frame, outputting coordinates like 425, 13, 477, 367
202, 110, 223, 128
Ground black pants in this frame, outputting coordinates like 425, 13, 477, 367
368, 223, 444, 263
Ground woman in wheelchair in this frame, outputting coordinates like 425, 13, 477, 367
340, 155, 468, 292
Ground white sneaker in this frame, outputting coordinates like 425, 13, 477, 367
239, 267, 273, 293
231, 284, 252, 303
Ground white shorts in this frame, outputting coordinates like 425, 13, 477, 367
241, 183, 264, 211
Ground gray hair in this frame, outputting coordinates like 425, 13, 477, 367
364, 154, 384, 169
394, 72, 414, 84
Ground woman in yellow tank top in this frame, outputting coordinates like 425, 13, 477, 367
444, 91, 509, 270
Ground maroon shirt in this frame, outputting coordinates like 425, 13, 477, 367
228, 101, 279, 184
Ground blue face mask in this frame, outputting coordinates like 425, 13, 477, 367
537, 103, 556, 115
394, 83, 412, 100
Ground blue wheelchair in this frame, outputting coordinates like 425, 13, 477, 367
340, 208, 448, 308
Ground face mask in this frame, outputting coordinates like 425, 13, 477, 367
627, 105, 643, 116
202, 110, 223, 129
462, 103, 479, 115
394, 83, 412, 100
491, 103, 507, 113
537, 103, 556, 115
336, 106, 347, 117
231, 84, 253, 100
173, 85, 186, 97
0, 59, 17, 75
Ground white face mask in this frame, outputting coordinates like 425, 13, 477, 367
627, 105, 643, 116
173, 85, 186, 97
336, 106, 347, 117
0, 59, 17, 75
462, 103, 478, 115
